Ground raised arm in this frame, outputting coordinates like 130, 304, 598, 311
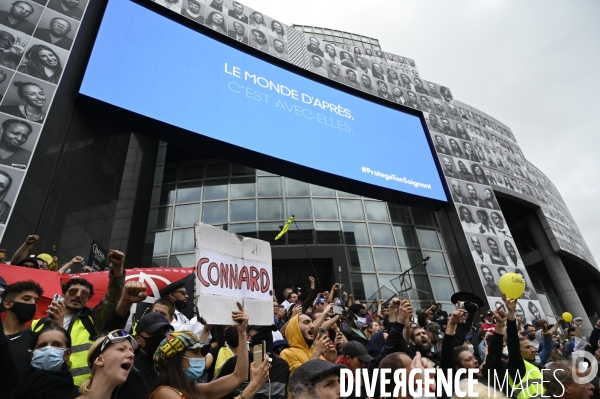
92, 250, 126, 333
198, 303, 249, 397
503, 294, 526, 379
9, 235, 38, 264
482, 305, 508, 377
441, 306, 467, 371
301, 276, 316, 314
327, 283, 340, 305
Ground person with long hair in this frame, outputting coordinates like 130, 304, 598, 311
0, 169, 13, 223
0, 319, 76, 398
149, 302, 250, 399
77, 330, 136, 399
270, 19, 285, 39
0, 81, 46, 123
0, 118, 33, 167
18, 44, 63, 83
205, 11, 226, 34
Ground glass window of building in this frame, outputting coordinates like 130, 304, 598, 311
311, 184, 335, 197
333, 30, 341, 36
169, 254, 195, 268
258, 177, 283, 197
204, 179, 228, 200
374, 247, 401, 272
258, 198, 284, 220
429, 277, 454, 302
286, 198, 312, 220
173, 203, 200, 227
175, 181, 202, 203
316, 221, 342, 244
230, 199, 256, 222
342, 222, 369, 245
180, 162, 204, 181
399, 248, 426, 272
313, 198, 339, 219
160, 184, 176, 206
394, 225, 419, 248
340, 199, 364, 220
171, 228, 195, 253
417, 228, 441, 250
351, 273, 379, 300
389, 203, 412, 224
348, 247, 375, 272
231, 163, 255, 176
153, 231, 170, 255
229, 222, 257, 238
230, 178, 256, 198
369, 223, 395, 246
205, 161, 229, 178
365, 201, 390, 222
287, 221, 314, 245
202, 201, 227, 224
325, 35, 334, 41
285, 178, 309, 196
423, 251, 448, 275
412, 208, 437, 227
156, 207, 172, 230
259, 222, 285, 245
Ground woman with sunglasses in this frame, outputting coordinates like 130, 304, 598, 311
0, 320, 76, 398
149, 302, 251, 399
77, 330, 136, 399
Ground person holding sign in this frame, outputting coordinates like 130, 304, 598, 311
149, 303, 257, 399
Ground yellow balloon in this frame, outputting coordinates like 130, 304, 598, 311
562, 312, 573, 323
498, 272, 526, 299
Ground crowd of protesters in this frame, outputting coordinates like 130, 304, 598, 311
0, 234, 599, 399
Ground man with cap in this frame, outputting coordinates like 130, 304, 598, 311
432, 302, 448, 329
215, 324, 290, 399
289, 359, 343, 399
160, 278, 209, 341
426, 322, 443, 356
479, 311, 496, 332
113, 312, 174, 399
341, 341, 373, 373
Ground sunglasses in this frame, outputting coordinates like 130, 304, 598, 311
88, 330, 137, 368
174, 290, 188, 296
67, 287, 91, 300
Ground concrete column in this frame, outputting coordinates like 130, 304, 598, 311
526, 214, 593, 336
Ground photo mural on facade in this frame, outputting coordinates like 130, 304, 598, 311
0, 0, 90, 239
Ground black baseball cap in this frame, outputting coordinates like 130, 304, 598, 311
137, 312, 174, 334
342, 341, 374, 363
289, 359, 344, 388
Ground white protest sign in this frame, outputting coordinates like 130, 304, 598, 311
194, 222, 274, 325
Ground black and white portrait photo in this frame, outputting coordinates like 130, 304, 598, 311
474, 207, 497, 235
0, 114, 40, 168
440, 85, 453, 102
249, 10, 268, 34
269, 36, 287, 61
471, 163, 489, 185
18, 38, 67, 83
390, 85, 407, 105
0, 66, 15, 100
227, 18, 247, 43
354, 55, 370, 75
376, 79, 392, 100
0, 0, 43, 35
323, 43, 338, 63
485, 236, 508, 266
448, 137, 464, 159
432, 99, 448, 118
405, 90, 420, 110
441, 156, 458, 179
371, 62, 386, 82
458, 204, 480, 233
505, 240, 526, 269
386, 67, 401, 86
339, 51, 356, 70
33, 9, 78, 50
205, 10, 227, 34
482, 187, 500, 210
343, 67, 360, 90
249, 28, 268, 52
455, 122, 469, 140
227, 1, 247, 23
434, 134, 450, 155
0, 73, 56, 123
467, 233, 492, 265
47, 0, 87, 20
0, 164, 24, 223
490, 212, 511, 239
426, 81, 442, 100
447, 102, 462, 121
419, 95, 435, 114
448, 178, 469, 205
326, 61, 343, 84
308, 54, 326, 77
462, 141, 480, 162
306, 36, 323, 57
360, 73, 377, 95
426, 113, 443, 134
207, 0, 227, 14
269, 19, 285, 41
440, 117, 456, 137
181, 0, 205, 23
399, 73, 413, 90
456, 158, 474, 182
0, 27, 28, 70
479, 264, 501, 297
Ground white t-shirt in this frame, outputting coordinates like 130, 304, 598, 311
63, 314, 74, 330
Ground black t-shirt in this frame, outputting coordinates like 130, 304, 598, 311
7, 329, 34, 374
114, 351, 157, 399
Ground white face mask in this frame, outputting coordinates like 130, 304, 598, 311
355, 316, 367, 329
502, 347, 509, 357
467, 344, 474, 354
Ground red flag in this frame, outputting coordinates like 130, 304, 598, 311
0, 264, 193, 320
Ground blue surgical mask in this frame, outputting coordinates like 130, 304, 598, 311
31, 346, 67, 371
183, 357, 205, 381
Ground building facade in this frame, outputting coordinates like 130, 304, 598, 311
0, 0, 597, 332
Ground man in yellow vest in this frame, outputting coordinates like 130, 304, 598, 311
33, 249, 126, 386
503, 294, 545, 399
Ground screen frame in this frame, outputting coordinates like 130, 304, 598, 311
77, 0, 450, 210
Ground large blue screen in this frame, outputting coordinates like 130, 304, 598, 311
80, 0, 446, 202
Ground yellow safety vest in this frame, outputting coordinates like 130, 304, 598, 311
509, 360, 545, 399
32, 315, 95, 386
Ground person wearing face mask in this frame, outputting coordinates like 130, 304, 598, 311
215, 325, 289, 399
159, 279, 209, 342
0, 279, 45, 374
101, 282, 175, 399
149, 303, 251, 399
341, 304, 369, 348
0, 321, 75, 398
